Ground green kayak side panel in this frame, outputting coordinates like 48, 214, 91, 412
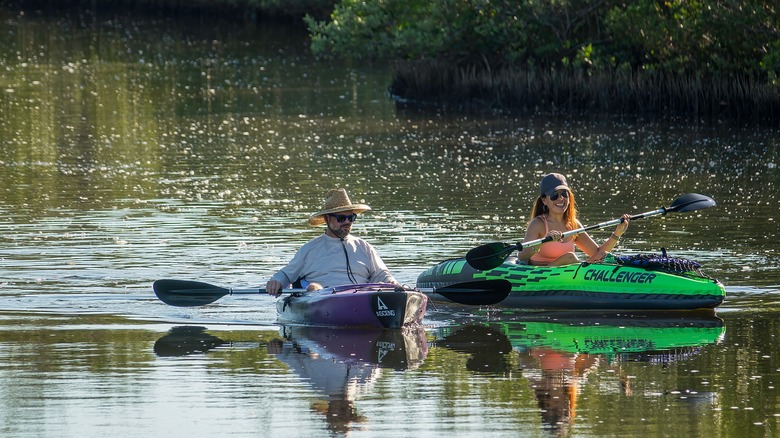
417, 254, 726, 310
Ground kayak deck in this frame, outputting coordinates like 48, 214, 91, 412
276, 283, 428, 328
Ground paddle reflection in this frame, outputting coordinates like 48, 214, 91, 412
268, 325, 428, 435
153, 326, 229, 357
436, 324, 514, 373
437, 311, 724, 434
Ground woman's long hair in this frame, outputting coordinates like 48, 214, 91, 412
528, 191, 579, 230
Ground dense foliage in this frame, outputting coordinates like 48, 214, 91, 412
306, 0, 780, 83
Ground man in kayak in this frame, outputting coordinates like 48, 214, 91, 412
265, 188, 400, 296
517, 173, 631, 266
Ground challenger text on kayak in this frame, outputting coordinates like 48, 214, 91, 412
583, 269, 657, 284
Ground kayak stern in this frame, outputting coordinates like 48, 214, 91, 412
276, 283, 428, 328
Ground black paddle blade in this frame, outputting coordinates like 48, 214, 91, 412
435, 280, 513, 306
153, 279, 230, 307
667, 193, 716, 213
466, 242, 517, 271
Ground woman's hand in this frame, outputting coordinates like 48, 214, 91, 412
586, 252, 606, 264
614, 214, 630, 237
585, 214, 631, 263
545, 230, 564, 241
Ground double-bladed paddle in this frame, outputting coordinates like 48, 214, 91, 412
153, 279, 302, 307
466, 193, 717, 271
153, 278, 512, 307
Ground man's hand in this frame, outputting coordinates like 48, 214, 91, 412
266, 279, 283, 296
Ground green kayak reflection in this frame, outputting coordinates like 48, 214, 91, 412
491, 311, 724, 358
267, 325, 428, 435
438, 311, 724, 358
436, 311, 725, 434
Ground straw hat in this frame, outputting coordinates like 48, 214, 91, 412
308, 188, 371, 226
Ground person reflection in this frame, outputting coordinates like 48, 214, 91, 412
267, 337, 372, 434
518, 348, 599, 435
266, 327, 426, 435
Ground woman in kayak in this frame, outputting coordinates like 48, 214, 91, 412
265, 188, 400, 295
518, 173, 630, 266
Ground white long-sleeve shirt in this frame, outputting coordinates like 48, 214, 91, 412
270, 234, 397, 288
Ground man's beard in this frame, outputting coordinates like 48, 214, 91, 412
329, 224, 351, 239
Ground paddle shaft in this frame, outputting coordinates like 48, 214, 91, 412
221, 286, 456, 295
154, 277, 493, 308
154, 278, 465, 307
200, 286, 447, 295
221, 287, 304, 295
519, 207, 666, 250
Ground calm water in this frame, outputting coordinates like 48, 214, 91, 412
1, 9, 780, 437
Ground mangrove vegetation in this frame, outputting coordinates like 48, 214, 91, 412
305, 0, 780, 120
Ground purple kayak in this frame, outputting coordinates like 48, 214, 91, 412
276, 283, 428, 329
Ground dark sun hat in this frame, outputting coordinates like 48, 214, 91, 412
540, 173, 570, 196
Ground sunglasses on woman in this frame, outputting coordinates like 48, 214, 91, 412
329, 213, 358, 223
546, 190, 570, 201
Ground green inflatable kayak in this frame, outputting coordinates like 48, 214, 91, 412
417, 253, 726, 310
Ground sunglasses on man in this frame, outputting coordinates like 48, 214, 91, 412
329, 213, 358, 223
